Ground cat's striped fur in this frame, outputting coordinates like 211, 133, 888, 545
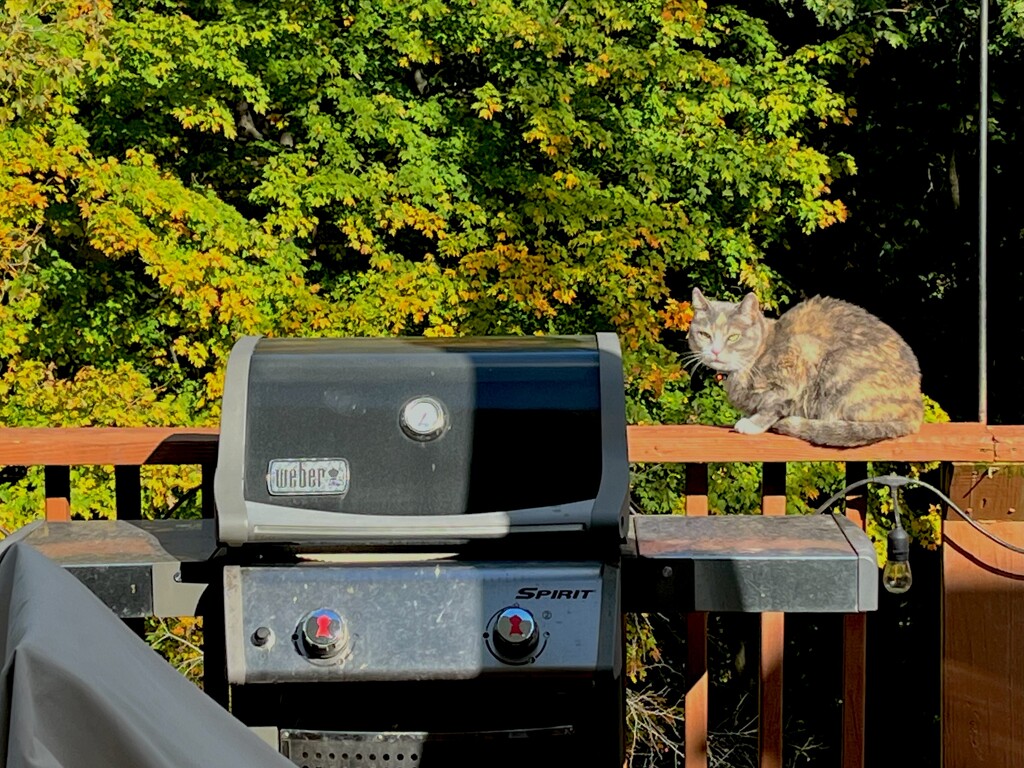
687, 288, 924, 447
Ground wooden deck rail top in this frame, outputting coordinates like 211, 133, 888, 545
0, 421, 1020, 465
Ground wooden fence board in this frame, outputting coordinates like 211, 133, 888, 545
943, 519, 1024, 768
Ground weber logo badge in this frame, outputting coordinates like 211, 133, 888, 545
268, 459, 350, 496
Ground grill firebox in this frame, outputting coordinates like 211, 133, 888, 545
214, 334, 631, 766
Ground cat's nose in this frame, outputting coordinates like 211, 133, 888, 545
711, 347, 722, 357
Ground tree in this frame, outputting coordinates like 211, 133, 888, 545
769, 0, 1024, 424
0, 0, 864, 526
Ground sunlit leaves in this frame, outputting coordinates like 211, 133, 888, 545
0, 0, 111, 124
0, 0, 871, 533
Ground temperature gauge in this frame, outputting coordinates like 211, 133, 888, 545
400, 396, 447, 441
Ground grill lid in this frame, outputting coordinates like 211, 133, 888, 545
214, 334, 629, 546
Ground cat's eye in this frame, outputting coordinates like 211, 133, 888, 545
727, 333, 740, 343
697, 331, 712, 340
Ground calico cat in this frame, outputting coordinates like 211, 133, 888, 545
686, 288, 924, 447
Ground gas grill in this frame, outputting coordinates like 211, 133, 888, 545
213, 334, 631, 767
8, 333, 882, 768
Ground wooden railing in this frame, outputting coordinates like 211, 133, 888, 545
2, 422, 1021, 767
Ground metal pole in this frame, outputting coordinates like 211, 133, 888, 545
978, 0, 989, 424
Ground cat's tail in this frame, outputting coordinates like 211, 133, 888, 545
772, 417, 921, 447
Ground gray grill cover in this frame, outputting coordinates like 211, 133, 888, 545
0, 541, 291, 768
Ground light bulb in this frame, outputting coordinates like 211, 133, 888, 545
883, 558, 912, 594
883, 526, 912, 594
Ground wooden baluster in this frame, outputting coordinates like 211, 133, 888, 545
115, 465, 142, 520
201, 461, 216, 518
760, 462, 786, 768
842, 462, 869, 768
761, 462, 787, 516
44, 465, 72, 522
685, 462, 709, 517
684, 463, 709, 768
114, 465, 147, 639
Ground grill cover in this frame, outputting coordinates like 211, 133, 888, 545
0, 540, 292, 768
215, 334, 629, 546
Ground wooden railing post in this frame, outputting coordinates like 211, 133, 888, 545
684, 463, 709, 768
44, 465, 71, 522
760, 463, 787, 768
842, 462, 869, 768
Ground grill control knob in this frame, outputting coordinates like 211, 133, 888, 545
491, 607, 539, 661
298, 608, 349, 660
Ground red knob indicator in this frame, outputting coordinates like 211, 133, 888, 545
299, 608, 348, 660
490, 607, 539, 662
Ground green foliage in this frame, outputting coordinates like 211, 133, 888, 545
626, 612, 662, 683
0, 0, 872, 534
1, 0, 858, 421
147, 616, 204, 686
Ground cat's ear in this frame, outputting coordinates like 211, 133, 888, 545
691, 288, 712, 312
738, 293, 760, 317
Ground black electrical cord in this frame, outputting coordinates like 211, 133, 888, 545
890, 484, 904, 532
816, 473, 1024, 556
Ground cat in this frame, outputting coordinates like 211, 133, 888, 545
686, 288, 924, 447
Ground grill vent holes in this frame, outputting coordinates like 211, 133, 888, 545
285, 735, 421, 768
296, 751, 418, 767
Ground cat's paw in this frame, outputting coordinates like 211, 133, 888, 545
733, 417, 768, 435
